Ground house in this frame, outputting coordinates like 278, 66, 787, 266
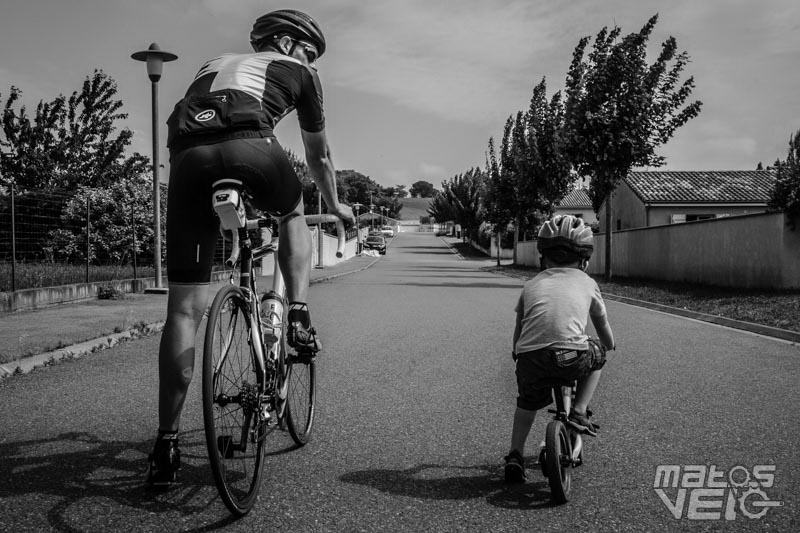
555, 187, 597, 225
598, 170, 777, 231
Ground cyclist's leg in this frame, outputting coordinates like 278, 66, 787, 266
158, 283, 210, 431
148, 142, 218, 486
278, 201, 311, 305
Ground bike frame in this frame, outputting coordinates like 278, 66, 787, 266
552, 383, 583, 463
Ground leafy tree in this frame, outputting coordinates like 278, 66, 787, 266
428, 189, 456, 223
769, 129, 800, 229
410, 180, 435, 198
45, 176, 161, 264
1, 70, 149, 192
434, 168, 485, 240
484, 123, 516, 264
564, 14, 702, 279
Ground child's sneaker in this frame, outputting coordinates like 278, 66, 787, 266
567, 409, 597, 436
145, 433, 181, 488
504, 449, 526, 483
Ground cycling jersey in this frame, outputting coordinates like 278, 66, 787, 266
165, 50, 322, 284
167, 51, 324, 149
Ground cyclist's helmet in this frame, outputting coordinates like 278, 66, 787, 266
250, 10, 326, 58
537, 214, 594, 263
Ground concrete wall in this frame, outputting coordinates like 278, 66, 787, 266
585, 211, 799, 289
470, 239, 514, 260
646, 205, 764, 227
0, 269, 233, 313
598, 184, 647, 231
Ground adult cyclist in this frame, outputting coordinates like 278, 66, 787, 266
146, 10, 354, 487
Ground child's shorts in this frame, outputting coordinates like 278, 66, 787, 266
515, 340, 606, 411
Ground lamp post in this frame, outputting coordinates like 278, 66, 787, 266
380, 206, 387, 225
352, 202, 363, 253
132, 43, 177, 293
369, 203, 375, 230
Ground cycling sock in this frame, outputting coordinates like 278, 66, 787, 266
157, 430, 179, 441
288, 302, 311, 328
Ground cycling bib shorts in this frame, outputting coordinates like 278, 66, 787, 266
166, 134, 301, 284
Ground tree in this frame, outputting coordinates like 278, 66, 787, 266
564, 14, 702, 279
768, 129, 800, 229
1, 70, 149, 192
435, 168, 485, 240
484, 122, 516, 264
410, 180, 435, 198
45, 176, 160, 264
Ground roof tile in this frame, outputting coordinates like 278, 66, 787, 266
557, 187, 592, 208
625, 170, 776, 203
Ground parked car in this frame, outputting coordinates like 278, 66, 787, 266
368, 230, 383, 237
380, 225, 395, 238
363, 235, 387, 255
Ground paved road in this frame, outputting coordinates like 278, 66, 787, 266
1, 232, 798, 531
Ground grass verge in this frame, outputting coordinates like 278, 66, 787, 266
483, 263, 800, 334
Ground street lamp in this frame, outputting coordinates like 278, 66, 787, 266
380, 206, 387, 225
369, 203, 375, 229
352, 202, 363, 254
132, 43, 177, 293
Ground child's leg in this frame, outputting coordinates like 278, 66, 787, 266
573, 369, 602, 414
510, 406, 537, 454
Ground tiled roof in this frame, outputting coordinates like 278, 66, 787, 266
557, 187, 592, 208
626, 170, 776, 204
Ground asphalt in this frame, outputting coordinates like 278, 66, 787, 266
0, 253, 381, 378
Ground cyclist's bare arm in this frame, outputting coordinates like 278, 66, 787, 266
591, 314, 615, 351
301, 128, 354, 224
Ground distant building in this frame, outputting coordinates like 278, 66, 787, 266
555, 187, 597, 225
598, 170, 777, 231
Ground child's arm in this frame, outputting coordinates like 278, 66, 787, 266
591, 313, 615, 351
512, 294, 524, 360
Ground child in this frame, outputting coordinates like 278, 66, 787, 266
505, 215, 615, 483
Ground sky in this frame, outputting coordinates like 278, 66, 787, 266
0, 0, 798, 190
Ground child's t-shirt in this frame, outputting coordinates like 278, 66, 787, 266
514, 267, 607, 353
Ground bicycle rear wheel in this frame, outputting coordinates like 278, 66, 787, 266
284, 352, 316, 445
202, 284, 266, 516
545, 420, 573, 504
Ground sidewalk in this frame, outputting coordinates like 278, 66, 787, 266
0, 254, 380, 378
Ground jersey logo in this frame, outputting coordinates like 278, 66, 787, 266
195, 109, 216, 122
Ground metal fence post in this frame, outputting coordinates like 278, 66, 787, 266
10, 182, 16, 293
131, 200, 138, 281
86, 197, 90, 284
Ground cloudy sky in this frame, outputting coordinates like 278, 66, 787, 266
1, 0, 798, 189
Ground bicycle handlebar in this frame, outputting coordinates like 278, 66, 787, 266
304, 214, 346, 258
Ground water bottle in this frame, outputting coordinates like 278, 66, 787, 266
260, 291, 284, 345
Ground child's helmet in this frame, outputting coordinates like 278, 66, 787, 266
537, 214, 594, 262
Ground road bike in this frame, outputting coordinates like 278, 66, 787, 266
203, 179, 345, 516
538, 343, 606, 504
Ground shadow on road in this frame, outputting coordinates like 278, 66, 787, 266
0, 430, 241, 531
339, 461, 554, 510
386, 281, 522, 290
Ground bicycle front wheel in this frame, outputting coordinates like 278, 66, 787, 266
284, 352, 316, 445
202, 284, 266, 516
545, 420, 573, 504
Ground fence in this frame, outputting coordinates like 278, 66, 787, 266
1, 184, 231, 294
515, 212, 800, 289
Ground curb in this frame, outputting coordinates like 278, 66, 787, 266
603, 293, 800, 344
1, 259, 380, 379
0, 322, 165, 379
